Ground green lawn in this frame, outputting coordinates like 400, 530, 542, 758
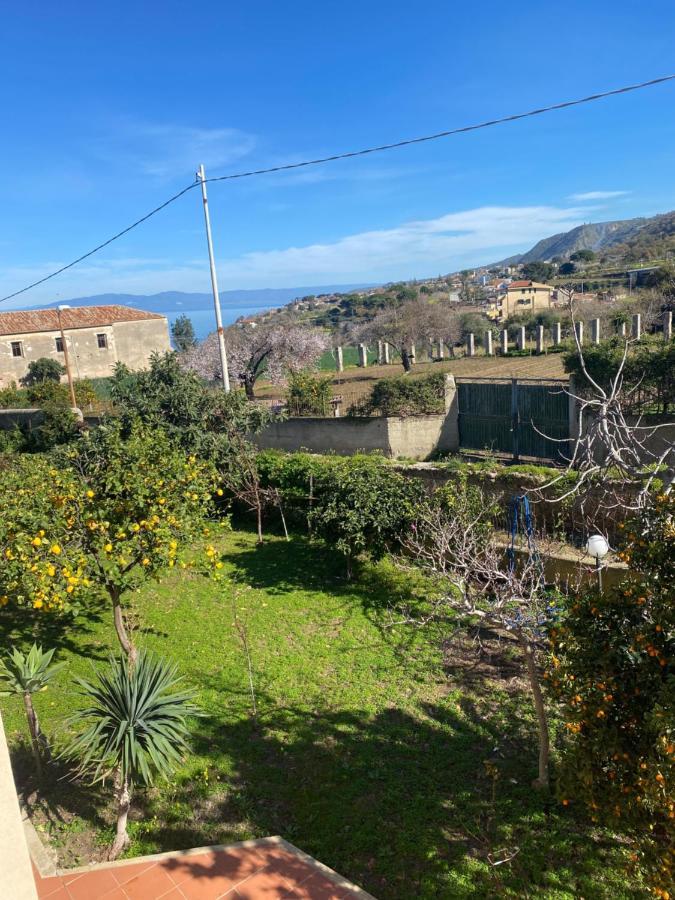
1, 529, 641, 899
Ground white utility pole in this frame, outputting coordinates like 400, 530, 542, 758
196, 164, 230, 392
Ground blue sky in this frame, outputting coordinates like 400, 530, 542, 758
1, 0, 675, 306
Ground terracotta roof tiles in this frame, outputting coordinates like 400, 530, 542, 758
0, 305, 164, 336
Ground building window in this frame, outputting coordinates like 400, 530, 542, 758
10, 341, 23, 358
96, 333, 108, 349
55, 336, 64, 352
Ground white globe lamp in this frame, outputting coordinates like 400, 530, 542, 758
586, 534, 609, 590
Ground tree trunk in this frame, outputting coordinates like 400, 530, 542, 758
23, 693, 43, 778
243, 373, 256, 400
277, 497, 290, 541
108, 773, 131, 860
111, 591, 137, 664
256, 497, 263, 544
520, 634, 550, 789
401, 348, 412, 372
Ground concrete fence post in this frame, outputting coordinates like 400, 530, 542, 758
552, 322, 561, 346
590, 318, 601, 344
574, 321, 584, 345
632, 313, 642, 340
501, 329, 509, 354
484, 331, 493, 356
358, 343, 368, 367
466, 333, 475, 357
437, 340, 445, 359
617, 320, 627, 338
383, 342, 390, 364
535, 325, 544, 354
517, 326, 526, 351
336, 346, 344, 372
377, 341, 385, 365
409, 344, 416, 365
664, 310, 673, 341
442, 373, 460, 452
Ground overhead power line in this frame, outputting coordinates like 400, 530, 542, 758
2, 72, 675, 305
204, 74, 675, 184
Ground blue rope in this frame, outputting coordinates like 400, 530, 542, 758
507, 494, 543, 581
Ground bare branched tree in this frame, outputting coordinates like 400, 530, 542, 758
356, 298, 450, 371
534, 302, 674, 521
400, 500, 556, 789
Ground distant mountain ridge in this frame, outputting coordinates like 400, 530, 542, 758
498, 210, 675, 266
31, 285, 377, 314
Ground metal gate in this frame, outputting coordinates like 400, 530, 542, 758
457, 378, 570, 462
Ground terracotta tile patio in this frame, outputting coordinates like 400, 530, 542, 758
31, 836, 376, 900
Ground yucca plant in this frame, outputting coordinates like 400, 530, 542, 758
65, 651, 199, 860
0, 644, 64, 777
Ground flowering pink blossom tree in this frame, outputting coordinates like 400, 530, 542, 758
181, 321, 327, 398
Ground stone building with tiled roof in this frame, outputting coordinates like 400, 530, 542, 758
0, 305, 170, 386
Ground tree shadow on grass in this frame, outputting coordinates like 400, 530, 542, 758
222, 534, 429, 619
0, 598, 109, 661
11, 744, 111, 864
132, 699, 637, 900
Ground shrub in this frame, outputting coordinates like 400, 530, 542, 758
286, 370, 333, 416
564, 339, 675, 414
309, 457, 424, 576
110, 353, 273, 463
352, 372, 447, 417
21, 404, 81, 452
0, 383, 25, 409
550, 493, 674, 892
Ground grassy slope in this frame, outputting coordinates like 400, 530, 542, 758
1, 529, 640, 899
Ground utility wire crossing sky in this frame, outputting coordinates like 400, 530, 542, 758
2, 71, 674, 306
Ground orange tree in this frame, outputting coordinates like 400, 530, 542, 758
0, 421, 219, 661
549, 492, 674, 895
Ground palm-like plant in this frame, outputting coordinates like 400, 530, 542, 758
65, 651, 199, 860
0, 644, 64, 777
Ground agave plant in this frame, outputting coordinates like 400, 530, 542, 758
65, 651, 199, 860
0, 644, 65, 777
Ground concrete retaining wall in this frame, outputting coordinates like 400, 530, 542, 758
0, 713, 37, 899
254, 373, 460, 460
254, 412, 458, 459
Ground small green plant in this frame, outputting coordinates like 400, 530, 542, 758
285, 370, 333, 416
65, 651, 199, 859
0, 644, 64, 776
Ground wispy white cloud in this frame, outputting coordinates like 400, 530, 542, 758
93, 118, 257, 180
568, 190, 629, 201
3, 204, 590, 304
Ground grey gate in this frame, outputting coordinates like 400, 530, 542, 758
457, 378, 570, 462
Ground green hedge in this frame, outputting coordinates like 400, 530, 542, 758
351, 371, 446, 417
